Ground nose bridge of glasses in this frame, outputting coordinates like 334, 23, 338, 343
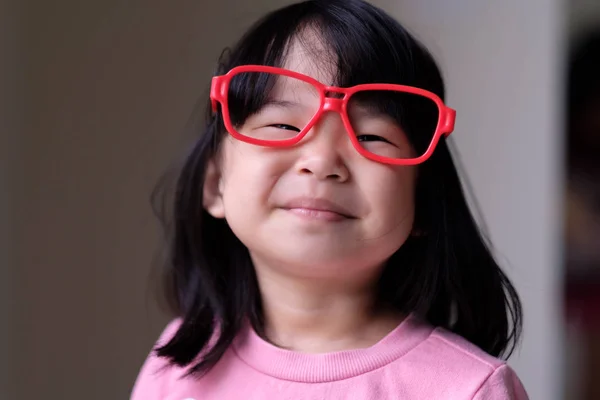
322, 97, 344, 113
322, 86, 348, 114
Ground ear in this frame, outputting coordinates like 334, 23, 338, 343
203, 158, 226, 219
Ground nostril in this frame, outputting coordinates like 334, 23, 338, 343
299, 169, 342, 181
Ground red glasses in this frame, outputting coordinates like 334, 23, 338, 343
210, 65, 456, 165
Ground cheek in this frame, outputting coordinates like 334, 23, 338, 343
369, 169, 417, 264
218, 140, 283, 220
362, 167, 417, 238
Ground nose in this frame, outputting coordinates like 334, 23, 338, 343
294, 113, 350, 183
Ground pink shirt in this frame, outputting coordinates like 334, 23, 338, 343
131, 314, 528, 399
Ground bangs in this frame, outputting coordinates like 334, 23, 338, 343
220, 1, 443, 90
219, 0, 445, 154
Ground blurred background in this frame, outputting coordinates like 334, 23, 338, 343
1, 0, 599, 399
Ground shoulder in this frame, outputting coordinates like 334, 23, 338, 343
425, 327, 507, 370
130, 318, 186, 400
401, 324, 528, 399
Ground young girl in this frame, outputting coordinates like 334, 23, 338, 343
132, 0, 528, 398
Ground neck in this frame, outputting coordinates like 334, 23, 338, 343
254, 264, 403, 353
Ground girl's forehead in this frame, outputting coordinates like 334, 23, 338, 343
281, 32, 337, 86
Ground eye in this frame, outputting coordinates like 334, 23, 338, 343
269, 124, 301, 132
356, 134, 393, 144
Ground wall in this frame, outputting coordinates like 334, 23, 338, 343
15, 0, 284, 398
371, 1, 565, 399
0, 0, 21, 398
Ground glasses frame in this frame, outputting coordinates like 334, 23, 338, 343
210, 65, 456, 165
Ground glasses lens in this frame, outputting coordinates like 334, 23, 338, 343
227, 72, 320, 141
347, 90, 440, 159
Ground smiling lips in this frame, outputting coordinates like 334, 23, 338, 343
281, 198, 356, 222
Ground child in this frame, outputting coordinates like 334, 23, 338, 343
132, 0, 528, 398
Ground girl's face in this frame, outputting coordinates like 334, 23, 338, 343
204, 41, 417, 281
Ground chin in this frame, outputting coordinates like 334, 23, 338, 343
274, 244, 381, 271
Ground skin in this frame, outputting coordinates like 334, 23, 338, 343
203, 34, 418, 353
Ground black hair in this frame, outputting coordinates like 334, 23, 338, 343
152, 0, 523, 376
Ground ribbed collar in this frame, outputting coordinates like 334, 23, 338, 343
232, 313, 433, 383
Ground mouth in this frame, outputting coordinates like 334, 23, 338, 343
280, 198, 356, 222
